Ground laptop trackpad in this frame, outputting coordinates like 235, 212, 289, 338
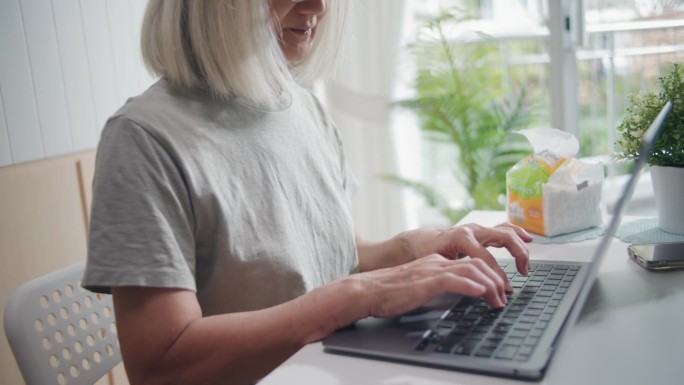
324, 293, 461, 352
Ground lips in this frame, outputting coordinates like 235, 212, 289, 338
287, 28, 312, 36
282, 26, 315, 44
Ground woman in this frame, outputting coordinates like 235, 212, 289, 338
83, 1, 532, 384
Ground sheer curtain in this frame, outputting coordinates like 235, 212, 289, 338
322, 0, 410, 241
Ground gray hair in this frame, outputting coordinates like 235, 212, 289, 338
141, 0, 347, 105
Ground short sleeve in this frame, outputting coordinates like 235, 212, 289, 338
83, 117, 196, 293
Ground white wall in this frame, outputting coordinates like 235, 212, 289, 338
0, 0, 155, 167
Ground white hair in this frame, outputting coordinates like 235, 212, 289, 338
141, 0, 347, 106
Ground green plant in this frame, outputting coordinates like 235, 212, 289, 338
614, 63, 684, 167
385, 9, 533, 223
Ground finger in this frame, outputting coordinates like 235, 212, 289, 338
496, 222, 534, 243
476, 227, 531, 276
467, 258, 508, 304
448, 261, 507, 308
458, 238, 513, 295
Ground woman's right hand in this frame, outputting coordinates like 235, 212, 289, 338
349, 254, 508, 320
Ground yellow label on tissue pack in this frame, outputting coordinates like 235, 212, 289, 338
506, 151, 566, 236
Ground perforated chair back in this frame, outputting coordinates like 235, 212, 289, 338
4, 261, 121, 385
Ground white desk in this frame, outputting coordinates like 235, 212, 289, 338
261, 211, 684, 385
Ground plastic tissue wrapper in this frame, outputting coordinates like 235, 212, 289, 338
506, 128, 603, 237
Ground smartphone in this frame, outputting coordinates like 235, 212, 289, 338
628, 242, 684, 271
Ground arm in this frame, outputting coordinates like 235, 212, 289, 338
113, 280, 362, 385
113, 253, 511, 385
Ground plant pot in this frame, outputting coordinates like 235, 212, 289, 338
650, 165, 684, 235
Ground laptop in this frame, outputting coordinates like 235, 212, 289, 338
322, 100, 673, 381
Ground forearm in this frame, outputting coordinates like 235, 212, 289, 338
356, 233, 416, 272
116, 279, 366, 385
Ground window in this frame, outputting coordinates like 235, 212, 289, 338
398, 0, 684, 227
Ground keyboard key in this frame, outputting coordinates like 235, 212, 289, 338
467, 332, 487, 340
508, 329, 528, 338
496, 345, 518, 360
494, 323, 512, 333
478, 317, 496, 326
519, 345, 534, 355
504, 337, 524, 345
470, 305, 489, 314
537, 264, 553, 271
453, 340, 479, 355
415, 330, 436, 350
511, 299, 530, 307
514, 323, 533, 331
480, 339, 501, 349
443, 310, 465, 321
503, 264, 519, 273
507, 304, 527, 312
475, 347, 497, 357
456, 320, 476, 328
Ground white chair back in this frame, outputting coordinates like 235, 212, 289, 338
4, 261, 121, 385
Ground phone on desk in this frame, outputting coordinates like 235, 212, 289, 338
628, 242, 684, 271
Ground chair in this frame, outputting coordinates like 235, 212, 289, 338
4, 261, 122, 385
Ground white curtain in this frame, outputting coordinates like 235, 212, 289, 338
323, 0, 410, 241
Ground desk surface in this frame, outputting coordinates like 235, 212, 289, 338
261, 211, 684, 385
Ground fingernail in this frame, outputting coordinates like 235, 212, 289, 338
506, 282, 513, 292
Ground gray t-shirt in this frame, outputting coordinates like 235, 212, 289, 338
83, 80, 359, 315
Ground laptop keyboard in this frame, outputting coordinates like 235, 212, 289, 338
415, 261, 580, 362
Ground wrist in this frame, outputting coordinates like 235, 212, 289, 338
300, 276, 368, 344
393, 228, 438, 261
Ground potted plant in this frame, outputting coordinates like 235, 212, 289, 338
614, 63, 684, 234
385, 9, 533, 224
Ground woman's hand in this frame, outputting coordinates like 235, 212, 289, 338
393, 222, 533, 291
349, 254, 509, 319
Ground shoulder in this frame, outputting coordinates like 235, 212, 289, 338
110, 80, 205, 132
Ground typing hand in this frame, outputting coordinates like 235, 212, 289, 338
354, 255, 509, 319
395, 223, 533, 292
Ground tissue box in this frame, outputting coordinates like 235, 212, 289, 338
506, 129, 603, 237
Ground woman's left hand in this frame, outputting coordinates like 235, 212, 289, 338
394, 222, 533, 291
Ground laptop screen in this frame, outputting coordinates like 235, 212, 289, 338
559, 99, 672, 337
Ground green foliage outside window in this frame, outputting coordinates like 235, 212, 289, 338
385, 9, 534, 223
